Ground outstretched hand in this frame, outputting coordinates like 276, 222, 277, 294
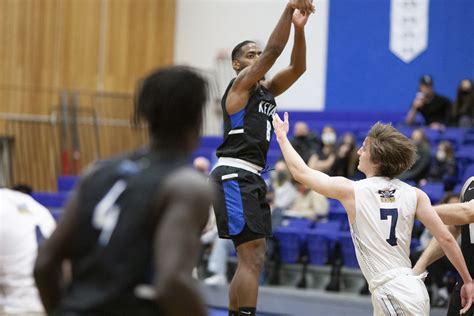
293, 9, 310, 30
460, 281, 473, 314
289, 0, 315, 15
272, 112, 290, 141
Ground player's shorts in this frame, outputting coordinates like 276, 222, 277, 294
447, 281, 474, 316
210, 162, 271, 245
370, 267, 430, 316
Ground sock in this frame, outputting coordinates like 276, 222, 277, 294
229, 310, 239, 316
239, 307, 256, 316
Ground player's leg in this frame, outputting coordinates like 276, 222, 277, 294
228, 264, 239, 314
232, 232, 266, 315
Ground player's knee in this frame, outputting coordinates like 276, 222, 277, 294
239, 241, 266, 272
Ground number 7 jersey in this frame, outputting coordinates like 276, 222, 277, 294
351, 177, 417, 283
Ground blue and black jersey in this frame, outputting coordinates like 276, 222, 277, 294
216, 79, 277, 168
55, 148, 188, 315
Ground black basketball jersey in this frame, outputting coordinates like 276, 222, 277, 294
216, 79, 277, 168
460, 182, 474, 276
57, 148, 188, 315
460, 224, 474, 276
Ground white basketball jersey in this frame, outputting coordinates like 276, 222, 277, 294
351, 177, 417, 284
0, 188, 56, 314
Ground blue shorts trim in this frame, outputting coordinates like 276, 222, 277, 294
223, 179, 245, 235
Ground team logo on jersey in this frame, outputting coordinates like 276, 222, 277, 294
378, 188, 396, 203
258, 101, 277, 117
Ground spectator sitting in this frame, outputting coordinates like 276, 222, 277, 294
399, 128, 431, 184
405, 75, 451, 130
284, 182, 329, 221
192, 156, 218, 278
193, 156, 233, 287
423, 141, 458, 191
332, 132, 359, 178
290, 121, 321, 163
451, 78, 474, 127
270, 160, 297, 211
308, 125, 337, 174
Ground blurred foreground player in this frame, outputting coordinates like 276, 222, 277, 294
34, 66, 212, 316
415, 176, 474, 315
273, 113, 473, 315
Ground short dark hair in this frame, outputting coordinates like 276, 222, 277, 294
420, 75, 433, 86
134, 66, 207, 145
12, 183, 33, 195
231, 40, 255, 61
367, 122, 417, 178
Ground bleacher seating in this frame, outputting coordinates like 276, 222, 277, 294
29, 111, 472, 281
419, 181, 445, 204
32, 191, 70, 208
57, 175, 79, 192
339, 232, 359, 268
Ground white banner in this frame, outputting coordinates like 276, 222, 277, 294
175, 0, 329, 111
390, 0, 429, 63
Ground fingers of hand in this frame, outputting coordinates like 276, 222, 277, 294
273, 113, 280, 125
460, 296, 472, 314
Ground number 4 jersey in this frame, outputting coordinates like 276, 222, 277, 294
351, 177, 417, 283
56, 149, 188, 314
216, 79, 277, 169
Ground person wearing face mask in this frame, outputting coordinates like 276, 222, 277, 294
399, 128, 432, 184
451, 79, 474, 127
270, 160, 298, 211
308, 125, 337, 174
424, 141, 458, 191
289, 121, 321, 163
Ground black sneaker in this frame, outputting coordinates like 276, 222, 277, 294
460, 176, 474, 202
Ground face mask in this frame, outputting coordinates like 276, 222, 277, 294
271, 170, 287, 185
460, 90, 471, 96
295, 135, 308, 142
322, 132, 336, 145
277, 171, 287, 183
436, 150, 447, 162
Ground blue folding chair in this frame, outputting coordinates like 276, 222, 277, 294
419, 182, 445, 204
338, 232, 359, 268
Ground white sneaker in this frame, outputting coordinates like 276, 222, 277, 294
204, 273, 227, 285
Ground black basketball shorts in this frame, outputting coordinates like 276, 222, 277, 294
447, 282, 474, 316
210, 165, 272, 244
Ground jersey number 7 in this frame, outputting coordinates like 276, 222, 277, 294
380, 208, 398, 246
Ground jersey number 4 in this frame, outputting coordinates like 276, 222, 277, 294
92, 180, 127, 246
380, 208, 398, 246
